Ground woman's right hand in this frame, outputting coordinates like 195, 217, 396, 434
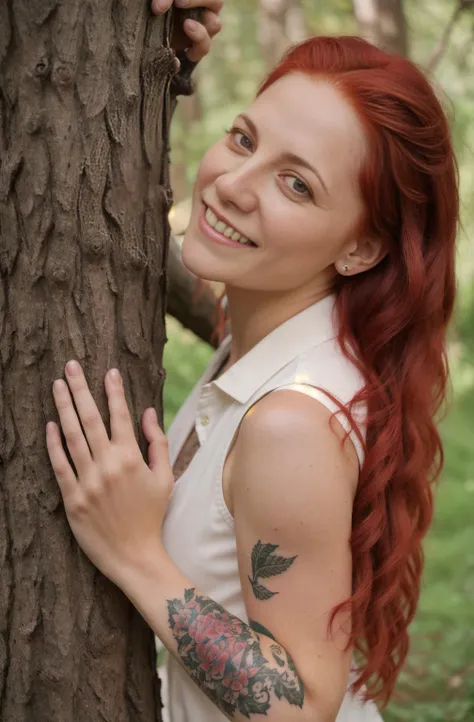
151, 0, 223, 63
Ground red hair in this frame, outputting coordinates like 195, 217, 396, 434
256, 37, 458, 706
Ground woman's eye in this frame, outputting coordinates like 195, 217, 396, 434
228, 127, 253, 152
282, 175, 311, 198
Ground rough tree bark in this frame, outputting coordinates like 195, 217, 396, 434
0, 1, 192, 720
352, 0, 409, 56
258, 0, 308, 70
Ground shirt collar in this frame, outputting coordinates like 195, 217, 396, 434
211, 293, 338, 405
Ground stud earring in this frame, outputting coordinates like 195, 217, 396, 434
343, 264, 349, 273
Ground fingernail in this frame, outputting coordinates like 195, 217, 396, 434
148, 408, 157, 420
156, 0, 170, 9
185, 19, 197, 30
53, 379, 66, 393
176, 0, 189, 5
66, 360, 80, 376
109, 368, 121, 383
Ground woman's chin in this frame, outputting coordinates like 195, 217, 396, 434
181, 234, 226, 282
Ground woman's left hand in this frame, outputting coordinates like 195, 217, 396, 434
46, 361, 174, 588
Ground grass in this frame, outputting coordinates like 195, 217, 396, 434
162, 317, 474, 721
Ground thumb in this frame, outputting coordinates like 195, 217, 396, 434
142, 408, 168, 471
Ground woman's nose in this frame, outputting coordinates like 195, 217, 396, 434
214, 169, 258, 213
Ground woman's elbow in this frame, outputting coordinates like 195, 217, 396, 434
302, 682, 345, 722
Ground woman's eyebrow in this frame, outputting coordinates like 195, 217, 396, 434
237, 113, 329, 197
281, 152, 329, 196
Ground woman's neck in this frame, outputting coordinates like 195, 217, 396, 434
224, 284, 333, 364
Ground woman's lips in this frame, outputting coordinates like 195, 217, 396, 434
198, 204, 257, 249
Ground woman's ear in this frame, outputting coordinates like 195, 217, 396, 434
336, 236, 388, 276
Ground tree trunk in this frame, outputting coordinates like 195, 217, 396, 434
171, 69, 202, 204
258, 0, 308, 70
167, 62, 220, 346
352, 0, 409, 56
166, 45, 219, 346
0, 1, 185, 720
167, 238, 219, 348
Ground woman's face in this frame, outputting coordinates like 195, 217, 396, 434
181, 73, 368, 293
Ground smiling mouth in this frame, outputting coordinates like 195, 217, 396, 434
203, 205, 258, 247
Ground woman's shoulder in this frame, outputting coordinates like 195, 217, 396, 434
242, 336, 367, 469
231, 383, 360, 502
294, 335, 366, 401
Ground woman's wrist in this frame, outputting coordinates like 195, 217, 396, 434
116, 542, 170, 601
116, 546, 194, 650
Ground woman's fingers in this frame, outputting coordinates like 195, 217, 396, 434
151, 0, 223, 61
151, 0, 223, 14
183, 19, 212, 62
46, 421, 79, 499
63, 361, 110, 458
201, 9, 222, 38
178, 0, 223, 12
151, 0, 173, 14
52, 379, 94, 474
142, 407, 168, 472
104, 369, 138, 447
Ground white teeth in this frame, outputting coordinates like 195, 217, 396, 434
205, 206, 255, 247
207, 208, 217, 225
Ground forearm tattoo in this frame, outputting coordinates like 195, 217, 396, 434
167, 588, 304, 717
248, 541, 297, 601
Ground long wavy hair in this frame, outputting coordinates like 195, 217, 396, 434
249, 36, 459, 706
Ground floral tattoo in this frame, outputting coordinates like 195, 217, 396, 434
167, 588, 304, 717
248, 541, 297, 601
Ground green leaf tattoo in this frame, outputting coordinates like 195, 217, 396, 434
167, 588, 304, 717
249, 619, 276, 640
248, 540, 297, 601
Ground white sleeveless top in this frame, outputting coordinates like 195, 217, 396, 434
161, 293, 383, 722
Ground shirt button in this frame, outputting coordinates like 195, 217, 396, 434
201, 415, 210, 426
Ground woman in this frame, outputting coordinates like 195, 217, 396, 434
46, 15, 458, 722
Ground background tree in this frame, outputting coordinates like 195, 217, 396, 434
258, 0, 308, 69
426, 0, 474, 72
0, 1, 198, 719
167, 236, 219, 347
351, 0, 409, 55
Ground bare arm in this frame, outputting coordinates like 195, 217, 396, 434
47, 362, 359, 721
120, 390, 359, 721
